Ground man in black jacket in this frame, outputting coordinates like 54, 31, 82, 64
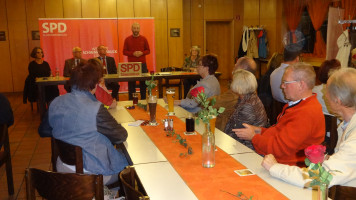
97, 45, 120, 100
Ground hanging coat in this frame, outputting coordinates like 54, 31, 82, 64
336, 30, 352, 68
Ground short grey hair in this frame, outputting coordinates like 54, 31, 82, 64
230, 69, 257, 95
233, 57, 257, 74
286, 62, 315, 89
327, 68, 356, 108
72, 47, 82, 53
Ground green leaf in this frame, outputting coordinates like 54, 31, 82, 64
309, 179, 320, 187
311, 163, 319, 170
308, 171, 317, 178
218, 107, 225, 113
210, 98, 216, 106
305, 158, 311, 166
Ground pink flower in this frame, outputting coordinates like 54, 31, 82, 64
190, 87, 205, 97
304, 145, 326, 164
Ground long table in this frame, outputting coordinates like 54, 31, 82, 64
35, 72, 221, 118
109, 100, 315, 200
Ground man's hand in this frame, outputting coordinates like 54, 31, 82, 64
262, 154, 278, 171
232, 123, 261, 141
133, 51, 143, 57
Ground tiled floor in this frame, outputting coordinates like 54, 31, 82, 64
0, 79, 230, 200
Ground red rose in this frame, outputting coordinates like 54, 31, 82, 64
190, 87, 205, 97
304, 145, 326, 164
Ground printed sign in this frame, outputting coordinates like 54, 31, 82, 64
118, 62, 142, 77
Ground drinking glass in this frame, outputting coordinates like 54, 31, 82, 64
132, 93, 139, 105
148, 95, 158, 126
166, 88, 175, 115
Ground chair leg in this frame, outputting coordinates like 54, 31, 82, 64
5, 158, 14, 195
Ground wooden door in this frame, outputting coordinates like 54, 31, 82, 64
205, 21, 233, 80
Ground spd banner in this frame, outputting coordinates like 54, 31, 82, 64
39, 18, 156, 94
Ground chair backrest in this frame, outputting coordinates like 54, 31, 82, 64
25, 168, 104, 200
51, 138, 84, 173
329, 185, 356, 200
119, 166, 149, 200
324, 114, 338, 155
160, 67, 182, 72
0, 123, 14, 195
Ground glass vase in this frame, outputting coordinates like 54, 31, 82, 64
318, 183, 328, 200
202, 123, 215, 168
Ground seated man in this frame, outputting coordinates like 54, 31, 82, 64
63, 47, 86, 92
174, 54, 220, 113
215, 57, 257, 131
262, 68, 356, 188
234, 62, 325, 166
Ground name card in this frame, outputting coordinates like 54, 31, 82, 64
118, 62, 142, 77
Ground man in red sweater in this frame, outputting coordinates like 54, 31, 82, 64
233, 63, 325, 166
123, 22, 150, 100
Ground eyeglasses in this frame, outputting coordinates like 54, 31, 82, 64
282, 80, 299, 85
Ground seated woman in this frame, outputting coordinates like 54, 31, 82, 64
224, 69, 268, 150
312, 59, 341, 116
182, 46, 201, 98
24, 47, 59, 104
175, 54, 220, 113
48, 59, 128, 185
262, 68, 356, 188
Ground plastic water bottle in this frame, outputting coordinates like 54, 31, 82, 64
55, 67, 59, 79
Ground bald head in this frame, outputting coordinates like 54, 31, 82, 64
233, 57, 257, 74
132, 22, 140, 37
72, 47, 82, 59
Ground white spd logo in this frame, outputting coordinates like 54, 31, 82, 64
42, 22, 67, 35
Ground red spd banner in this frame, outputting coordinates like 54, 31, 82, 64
39, 18, 156, 94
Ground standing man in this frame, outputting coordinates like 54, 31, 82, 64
97, 45, 120, 101
123, 22, 150, 100
270, 48, 300, 103
63, 47, 86, 92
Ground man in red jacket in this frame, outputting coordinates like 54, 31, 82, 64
123, 22, 150, 100
233, 62, 325, 166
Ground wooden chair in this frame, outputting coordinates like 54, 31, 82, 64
51, 138, 84, 173
51, 138, 133, 173
25, 168, 104, 200
270, 99, 285, 125
160, 67, 183, 99
323, 114, 338, 155
119, 166, 149, 200
0, 123, 14, 195
329, 185, 356, 200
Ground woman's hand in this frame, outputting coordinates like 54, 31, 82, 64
174, 100, 181, 106
262, 154, 278, 171
109, 99, 117, 109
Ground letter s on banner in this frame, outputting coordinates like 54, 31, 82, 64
42, 23, 49, 33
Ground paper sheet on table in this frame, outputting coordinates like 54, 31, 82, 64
128, 120, 145, 127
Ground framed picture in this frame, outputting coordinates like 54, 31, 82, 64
0, 31, 6, 41
32, 31, 40, 40
170, 28, 180, 37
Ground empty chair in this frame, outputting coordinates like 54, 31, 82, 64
119, 166, 149, 200
0, 123, 14, 195
25, 168, 104, 200
161, 67, 183, 99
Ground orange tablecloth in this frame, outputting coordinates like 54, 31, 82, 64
127, 105, 287, 200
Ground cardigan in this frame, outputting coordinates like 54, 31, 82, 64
252, 95, 325, 166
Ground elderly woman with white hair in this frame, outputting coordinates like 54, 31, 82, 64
224, 69, 268, 150
262, 68, 356, 189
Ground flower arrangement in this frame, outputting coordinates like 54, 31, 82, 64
166, 130, 193, 157
191, 87, 225, 125
304, 145, 339, 200
145, 75, 157, 96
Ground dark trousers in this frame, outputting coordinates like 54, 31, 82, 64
183, 79, 198, 98
128, 63, 148, 100
106, 82, 120, 100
